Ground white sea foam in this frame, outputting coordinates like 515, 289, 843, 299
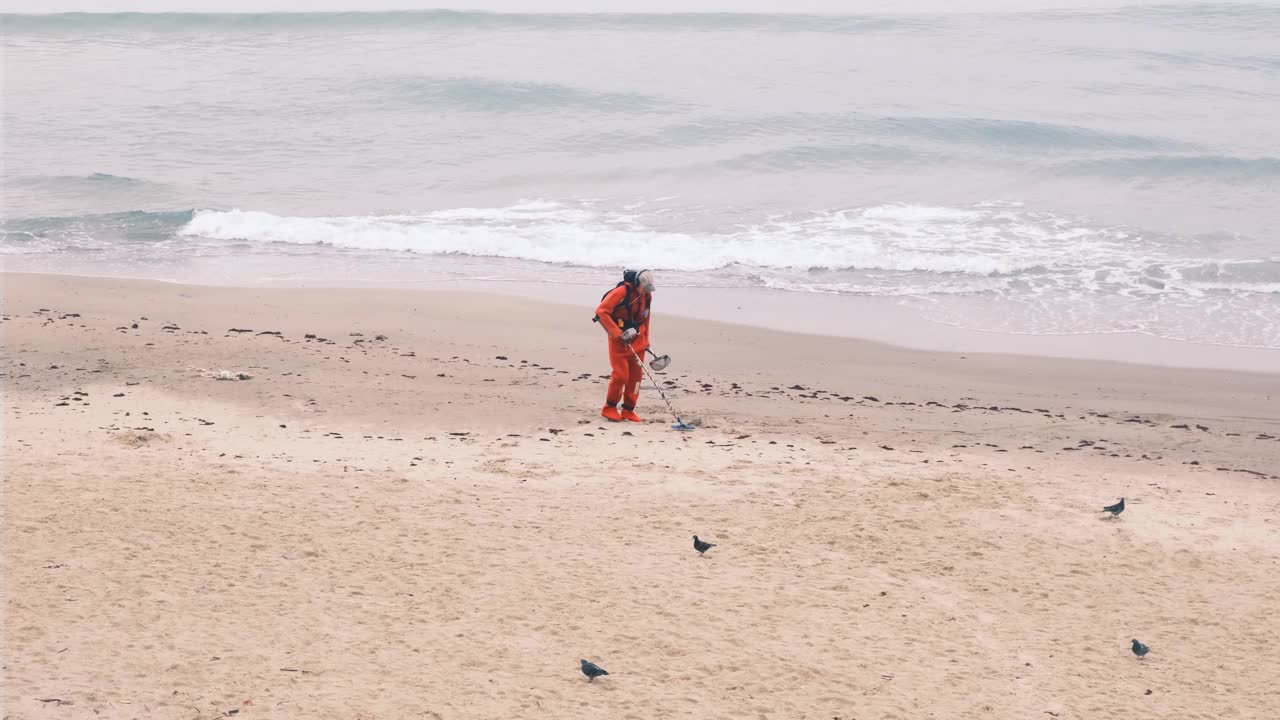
179, 202, 1132, 277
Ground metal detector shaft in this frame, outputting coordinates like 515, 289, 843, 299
627, 343, 693, 430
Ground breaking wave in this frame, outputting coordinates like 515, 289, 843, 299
177, 202, 1125, 276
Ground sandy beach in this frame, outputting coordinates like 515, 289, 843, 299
3, 271, 1279, 719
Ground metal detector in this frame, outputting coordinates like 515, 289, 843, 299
628, 344, 694, 431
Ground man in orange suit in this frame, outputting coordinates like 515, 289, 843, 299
593, 268, 654, 422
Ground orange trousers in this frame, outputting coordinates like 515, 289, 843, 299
606, 341, 645, 410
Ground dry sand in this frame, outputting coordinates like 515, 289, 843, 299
3, 272, 1279, 719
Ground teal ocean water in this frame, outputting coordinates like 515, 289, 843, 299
3, 6, 1278, 347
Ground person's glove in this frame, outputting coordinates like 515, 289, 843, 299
620, 328, 638, 344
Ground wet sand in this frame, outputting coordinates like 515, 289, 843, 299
451, 280, 1280, 373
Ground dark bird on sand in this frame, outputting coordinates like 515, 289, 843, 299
1103, 498, 1125, 517
1131, 639, 1150, 658
581, 659, 609, 682
693, 535, 716, 554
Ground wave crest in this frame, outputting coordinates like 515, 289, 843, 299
178, 202, 1123, 276
353, 76, 660, 113
1063, 154, 1280, 180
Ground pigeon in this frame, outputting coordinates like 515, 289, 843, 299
581, 659, 609, 682
1131, 639, 1150, 658
1102, 498, 1125, 517
693, 535, 716, 555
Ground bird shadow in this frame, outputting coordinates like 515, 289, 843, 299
582, 679, 618, 691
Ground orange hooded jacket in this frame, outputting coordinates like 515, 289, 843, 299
595, 282, 651, 355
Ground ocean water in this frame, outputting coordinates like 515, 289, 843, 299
3, 6, 1279, 348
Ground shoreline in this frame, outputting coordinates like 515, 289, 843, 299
5, 270, 1278, 374
441, 279, 1280, 375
